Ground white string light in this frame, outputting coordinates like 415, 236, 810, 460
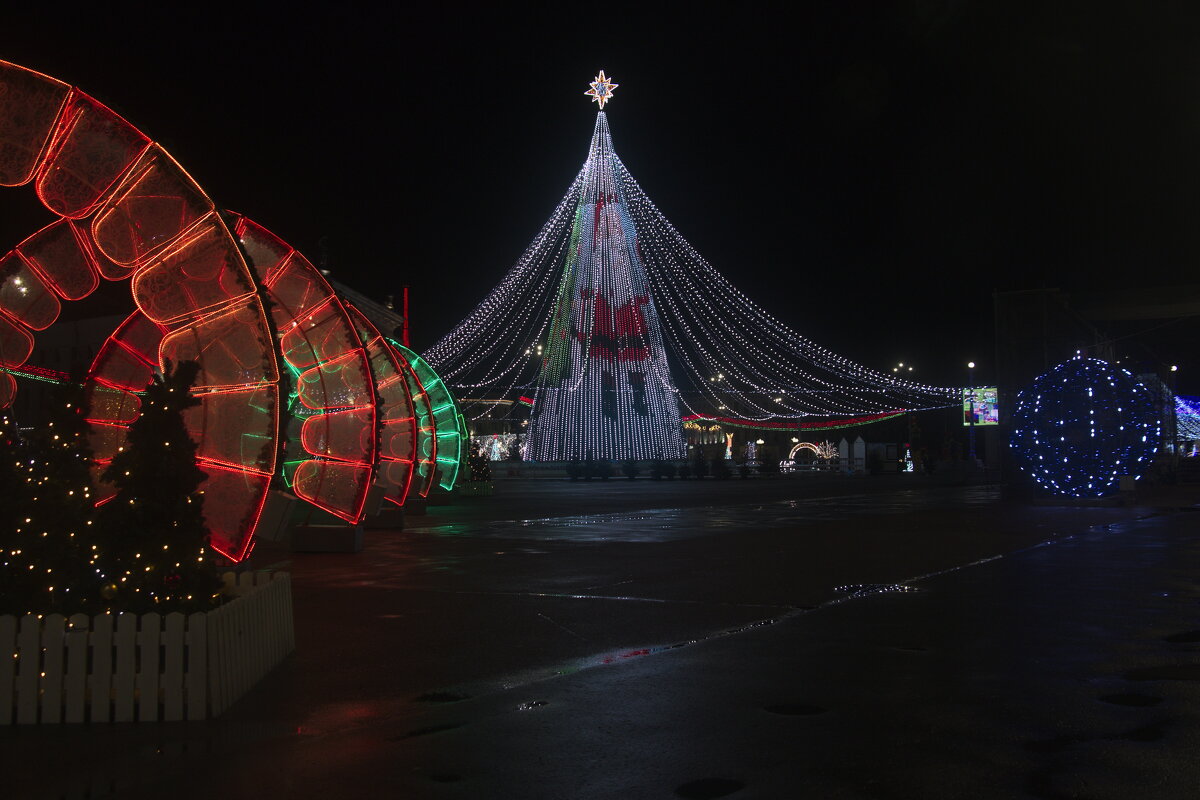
425, 110, 960, 457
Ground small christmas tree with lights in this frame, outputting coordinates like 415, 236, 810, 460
94, 360, 221, 613
0, 409, 21, 542
0, 408, 31, 613
467, 443, 492, 483
0, 380, 99, 615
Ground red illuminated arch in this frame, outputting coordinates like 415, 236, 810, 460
85, 214, 427, 537
1, 61, 438, 558
0, 60, 280, 561
229, 214, 381, 523
344, 304, 418, 507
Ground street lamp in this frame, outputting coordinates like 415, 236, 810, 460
967, 361, 976, 463
1169, 365, 1179, 453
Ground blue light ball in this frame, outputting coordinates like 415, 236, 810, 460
1009, 356, 1160, 498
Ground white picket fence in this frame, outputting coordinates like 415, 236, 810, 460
0, 571, 293, 724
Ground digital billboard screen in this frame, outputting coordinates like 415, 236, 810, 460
963, 387, 999, 426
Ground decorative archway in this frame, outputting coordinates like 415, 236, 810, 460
0, 60, 281, 560
788, 441, 837, 461
0, 60, 455, 561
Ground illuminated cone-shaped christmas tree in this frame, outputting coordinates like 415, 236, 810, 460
527, 112, 686, 461
425, 72, 961, 459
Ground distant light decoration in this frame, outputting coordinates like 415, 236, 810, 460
1177, 395, 1200, 444
471, 432, 521, 461
1009, 355, 1160, 498
584, 70, 618, 109
424, 93, 959, 461
787, 441, 837, 460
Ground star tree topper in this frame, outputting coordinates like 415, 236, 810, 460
585, 70, 618, 109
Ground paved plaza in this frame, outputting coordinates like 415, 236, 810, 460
5, 473, 1200, 799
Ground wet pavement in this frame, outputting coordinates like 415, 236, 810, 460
5, 474, 1200, 799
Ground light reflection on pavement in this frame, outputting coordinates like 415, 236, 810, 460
414, 486, 1003, 543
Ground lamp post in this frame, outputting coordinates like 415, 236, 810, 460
891, 362, 916, 473
1169, 365, 1179, 454
967, 361, 976, 464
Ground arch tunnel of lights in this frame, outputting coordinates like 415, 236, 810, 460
0, 60, 465, 561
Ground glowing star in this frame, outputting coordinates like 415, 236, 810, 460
585, 70, 618, 109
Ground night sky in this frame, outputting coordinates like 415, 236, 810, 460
4, 3, 1199, 392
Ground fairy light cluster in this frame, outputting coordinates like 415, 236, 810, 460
1176, 395, 1200, 445
92, 361, 221, 613
1009, 355, 1160, 498
0, 364, 222, 615
470, 432, 522, 460
0, 395, 96, 615
425, 82, 959, 459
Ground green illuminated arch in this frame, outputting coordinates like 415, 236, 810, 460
390, 340, 467, 491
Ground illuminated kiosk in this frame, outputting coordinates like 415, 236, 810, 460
0, 61, 461, 561
425, 73, 960, 460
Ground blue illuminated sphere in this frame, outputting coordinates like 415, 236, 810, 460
1009, 356, 1160, 498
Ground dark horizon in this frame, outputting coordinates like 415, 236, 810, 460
3, 3, 1199, 394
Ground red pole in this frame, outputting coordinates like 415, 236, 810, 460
402, 285, 411, 347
